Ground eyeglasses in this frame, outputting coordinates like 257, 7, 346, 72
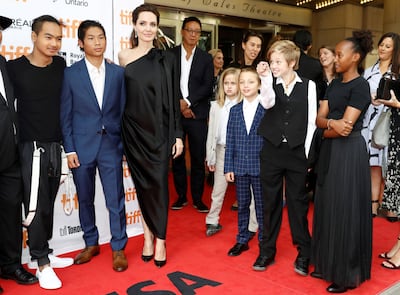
183, 28, 201, 35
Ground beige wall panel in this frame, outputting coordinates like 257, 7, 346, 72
383, 0, 400, 32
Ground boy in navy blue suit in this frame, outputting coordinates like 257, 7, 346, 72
224, 67, 265, 257
60, 20, 128, 273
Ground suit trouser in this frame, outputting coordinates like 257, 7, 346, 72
206, 144, 258, 232
19, 142, 61, 267
172, 118, 207, 203
72, 135, 127, 251
0, 161, 23, 273
236, 175, 264, 244
260, 141, 311, 259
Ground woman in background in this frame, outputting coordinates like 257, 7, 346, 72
230, 30, 264, 69
208, 48, 224, 101
362, 32, 400, 220
318, 45, 336, 90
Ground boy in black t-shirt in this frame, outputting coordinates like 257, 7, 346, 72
7, 15, 73, 290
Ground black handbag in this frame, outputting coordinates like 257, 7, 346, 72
376, 71, 400, 100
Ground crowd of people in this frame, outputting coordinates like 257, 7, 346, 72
0, 3, 399, 294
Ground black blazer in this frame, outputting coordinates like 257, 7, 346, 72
170, 45, 214, 120
0, 55, 18, 172
296, 51, 325, 99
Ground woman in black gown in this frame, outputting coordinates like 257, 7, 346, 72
311, 30, 373, 293
118, 4, 183, 268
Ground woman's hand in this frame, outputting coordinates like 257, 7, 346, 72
172, 138, 184, 159
375, 90, 400, 108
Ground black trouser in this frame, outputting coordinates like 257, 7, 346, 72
19, 141, 61, 267
259, 141, 311, 259
0, 161, 23, 273
172, 118, 207, 203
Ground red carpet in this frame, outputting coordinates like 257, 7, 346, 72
2, 173, 400, 294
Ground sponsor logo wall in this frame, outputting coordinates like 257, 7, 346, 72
2, 0, 143, 263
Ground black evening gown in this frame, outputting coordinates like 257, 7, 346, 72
311, 77, 372, 288
122, 49, 172, 240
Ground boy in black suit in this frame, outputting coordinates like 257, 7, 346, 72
254, 40, 317, 275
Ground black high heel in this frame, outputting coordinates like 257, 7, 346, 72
372, 200, 380, 218
154, 259, 167, 268
141, 254, 154, 262
387, 216, 398, 222
154, 242, 166, 268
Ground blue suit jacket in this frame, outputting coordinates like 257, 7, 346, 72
224, 101, 265, 176
60, 59, 126, 163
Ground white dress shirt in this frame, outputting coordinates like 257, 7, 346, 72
217, 97, 239, 145
180, 46, 196, 106
0, 69, 7, 104
243, 95, 261, 135
85, 57, 105, 110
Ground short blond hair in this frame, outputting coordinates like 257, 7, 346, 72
267, 40, 300, 70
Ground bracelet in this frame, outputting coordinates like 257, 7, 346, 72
327, 119, 333, 130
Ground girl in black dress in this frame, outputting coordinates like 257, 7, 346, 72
311, 30, 373, 293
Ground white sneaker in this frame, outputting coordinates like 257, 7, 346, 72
28, 254, 74, 269
36, 267, 62, 290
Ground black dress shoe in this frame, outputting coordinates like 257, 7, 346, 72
0, 267, 38, 285
310, 271, 323, 279
171, 199, 188, 210
228, 243, 249, 256
193, 201, 209, 213
326, 283, 355, 293
252, 255, 275, 271
294, 256, 309, 276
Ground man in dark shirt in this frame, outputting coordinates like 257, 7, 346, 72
0, 15, 38, 294
293, 29, 324, 100
7, 15, 72, 290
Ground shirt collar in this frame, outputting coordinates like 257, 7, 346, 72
276, 72, 302, 86
243, 95, 260, 107
224, 96, 239, 107
84, 57, 105, 74
182, 45, 196, 58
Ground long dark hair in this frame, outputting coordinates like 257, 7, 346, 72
239, 30, 264, 67
378, 32, 400, 74
130, 4, 160, 48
